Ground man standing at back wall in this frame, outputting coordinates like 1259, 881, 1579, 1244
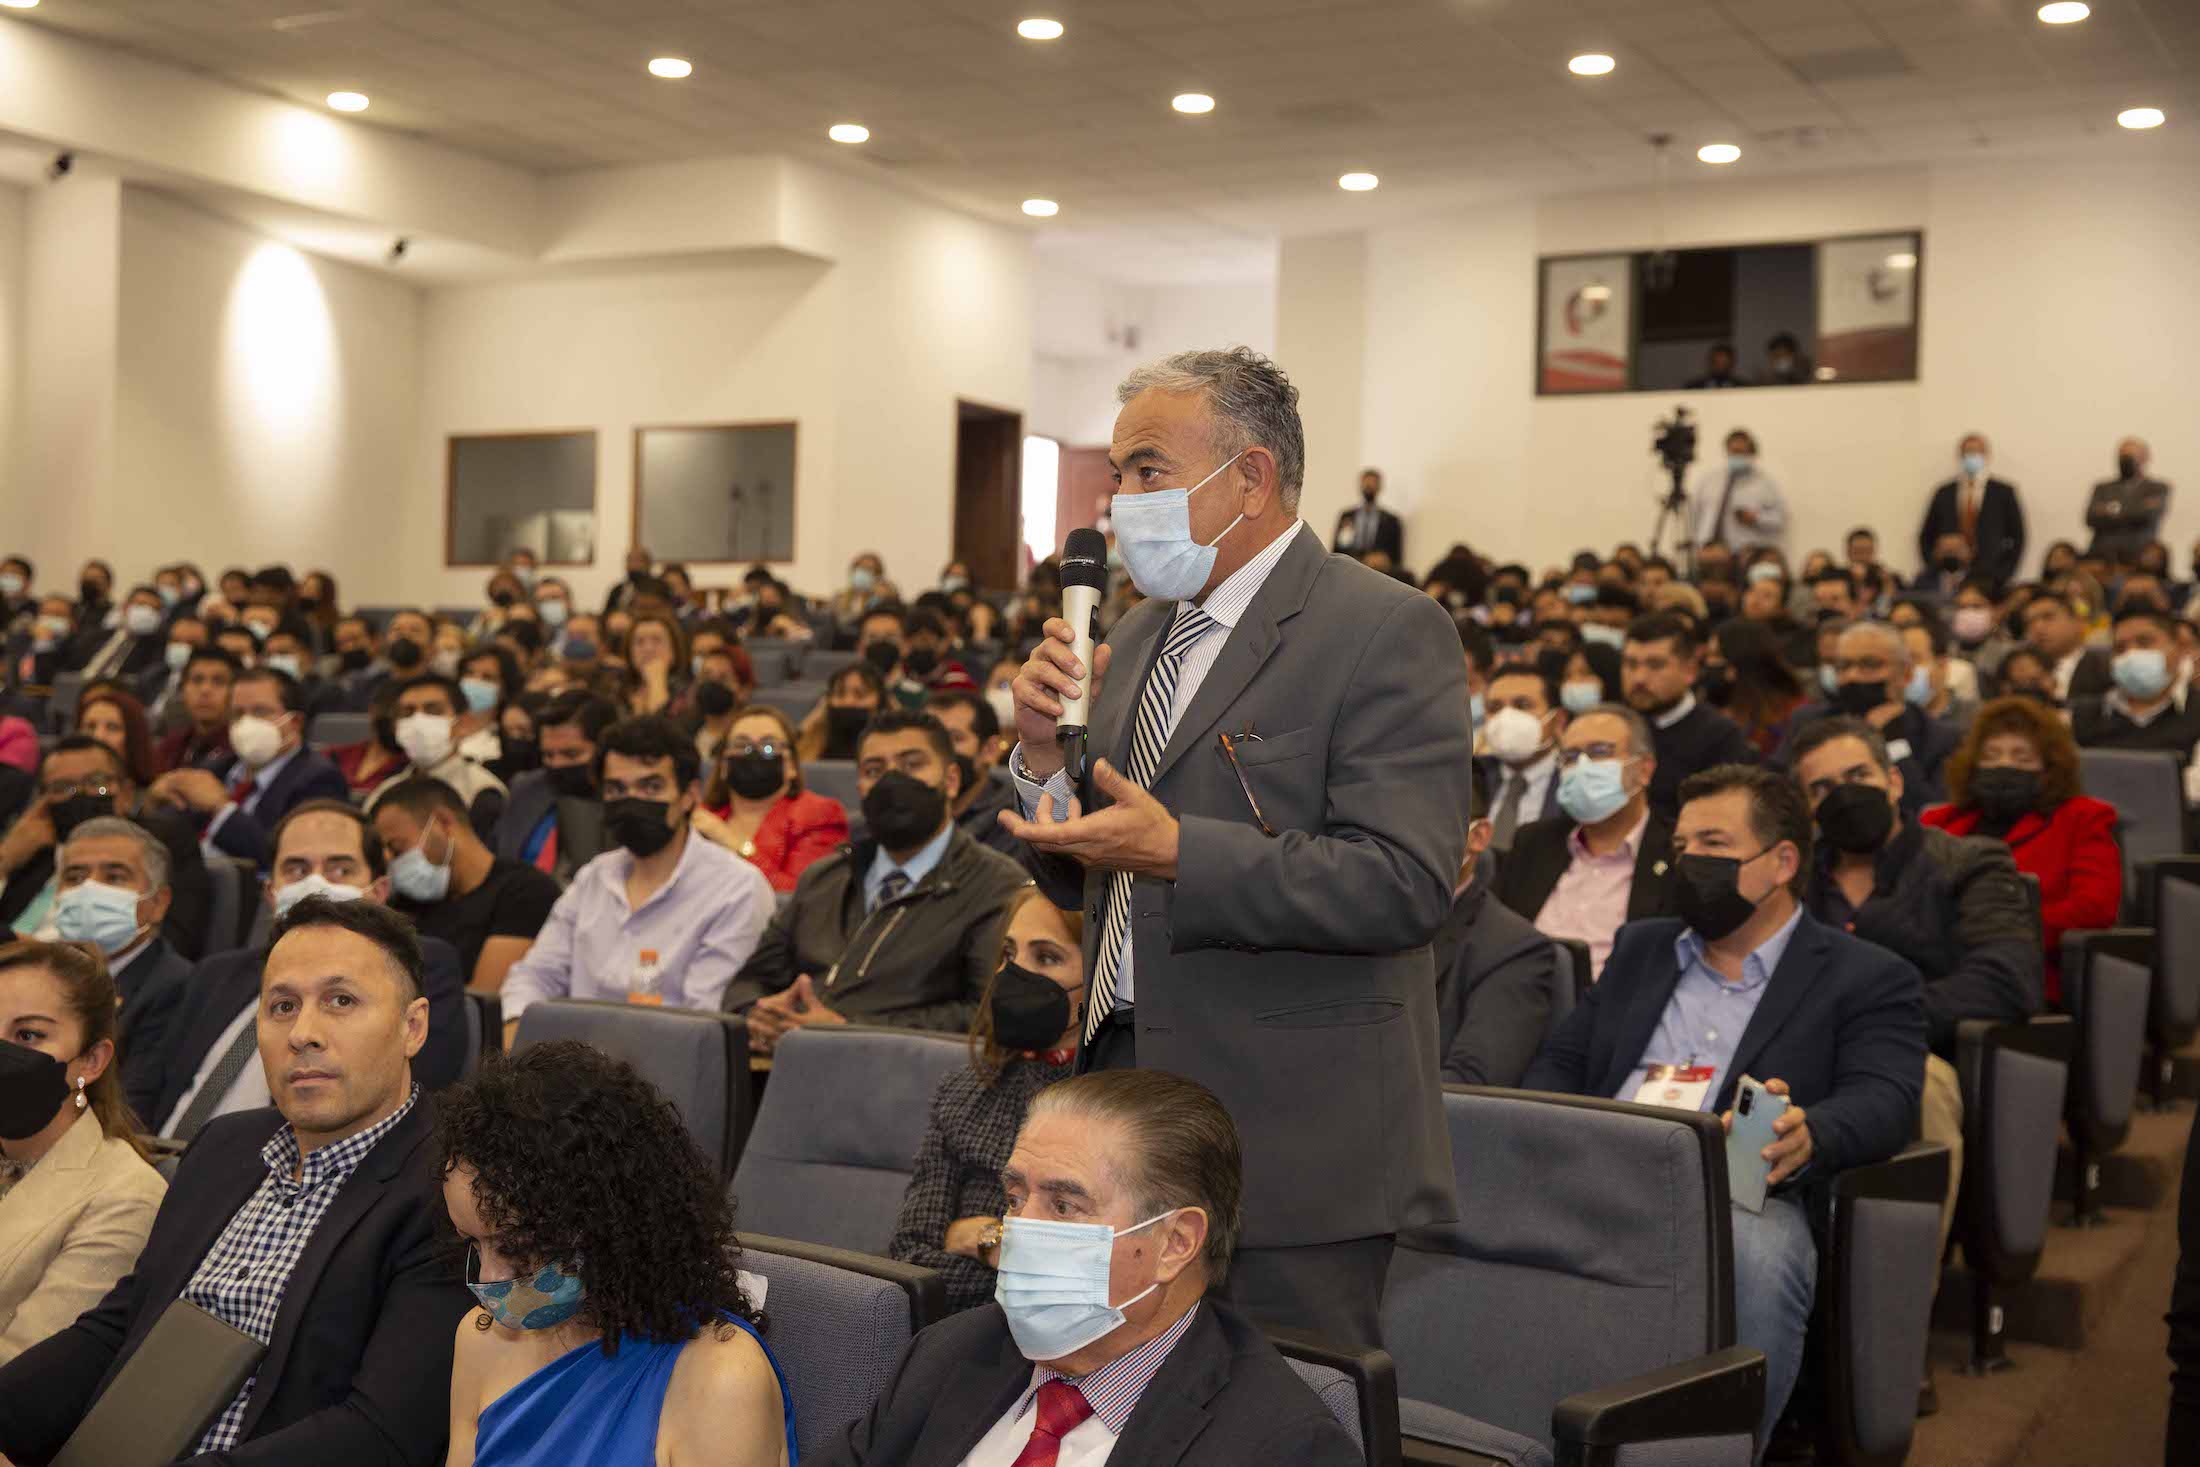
1003, 347, 1472, 1351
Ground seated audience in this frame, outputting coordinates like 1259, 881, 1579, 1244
0, 896, 472, 1464
1524, 763, 1927, 1449
1623, 613, 1759, 820
369, 674, 510, 841
493, 691, 615, 884
2068, 606, 2200, 756
1922, 697, 2123, 1005
0, 940, 166, 1366
819, 1069, 1360, 1467
372, 778, 560, 993
153, 646, 237, 772
69, 583, 168, 694
1477, 660, 1566, 851
724, 710, 1030, 1048
622, 609, 689, 718
687, 642, 746, 764
499, 717, 775, 1043
1774, 620, 1959, 819
1705, 618, 1807, 756
799, 663, 889, 763
1996, 645, 2059, 705
694, 704, 848, 893
2021, 591, 2113, 703
151, 800, 468, 1135
1898, 612, 1978, 730
891, 888, 1085, 1313
438, 1042, 794, 1466
147, 666, 349, 867
73, 685, 158, 788
1494, 702, 1677, 980
1436, 816, 1561, 1085
927, 690, 1023, 859
332, 681, 412, 797
50, 816, 195, 1119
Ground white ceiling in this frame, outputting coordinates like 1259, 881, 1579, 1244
10, 0, 2195, 284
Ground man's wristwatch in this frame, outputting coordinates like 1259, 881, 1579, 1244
978, 1219, 1004, 1261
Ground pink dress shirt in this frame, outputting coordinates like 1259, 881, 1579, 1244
1533, 812, 1648, 980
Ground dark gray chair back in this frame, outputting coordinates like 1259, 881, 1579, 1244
512, 1000, 749, 1176
206, 857, 257, 952
740, 641, 800, 683
307, 711, 372, 750
46, 672, 83, 735
2150, 863, 2200, 1037
803, 759, 862, 815
757, 683, 826, 721
2075, 749, 2181, 917
1273, 1332, 1403, 1467
2071, 947, 2150, 1140
1548, 940, 1590, 1040
1819, 1141, 1951, 1466
732, 1026, 969, 1255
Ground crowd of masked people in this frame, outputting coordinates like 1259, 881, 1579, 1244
0, 485, 2186, 1465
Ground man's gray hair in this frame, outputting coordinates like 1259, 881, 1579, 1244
61, 816, 170, 893
1116, 347, 1307, 512
1840, 619, 1909, 671
1581, 702, 1655, 759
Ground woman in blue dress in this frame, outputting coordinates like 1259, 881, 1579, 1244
438, 1041, 796, 1466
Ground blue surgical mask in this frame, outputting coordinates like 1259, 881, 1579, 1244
1818, 664, 1839, 695
460, 677, 500, 715
2113, 647, 2171, 700
1904, 665, 1933, 705
390, 824, 453, 903
1746, 563, 1784, 587
466, 1246, 586, 1332
1560, 679, 1603, 714
562, 636, 598, 663
1961, 452, 1987, 478
1564, 584, 1596, 605
1110, 451, 1246, 602
157, 584, 181, 608
164, 641, 193, 672
0, 573, 23, 598
942, 574, 970, 594
1580, 623, 1625, 650
849, 567, 878, 594
537, 598, 570, 628
1469, 691, 1485, 729
1728, 454, 1753, 477
124, 604, 163, 637
272, 873, 365, 920
53, 881, 146, 956
994, 1210, 1176, 1361
1557, 757, 1633, 825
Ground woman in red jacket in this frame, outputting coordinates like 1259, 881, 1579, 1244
1922, 695, 2122, 1005
693, 703, 848, 892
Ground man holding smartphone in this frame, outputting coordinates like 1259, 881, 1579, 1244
1523, 763, 1927, 1452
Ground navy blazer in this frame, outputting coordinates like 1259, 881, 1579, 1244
203, 748, 351, 867
1521, 911, 1927, 1178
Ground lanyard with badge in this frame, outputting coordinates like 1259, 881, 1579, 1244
1630, 1058, 1715, 1111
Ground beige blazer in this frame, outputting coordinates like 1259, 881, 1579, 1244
0, 1109, 166, 1366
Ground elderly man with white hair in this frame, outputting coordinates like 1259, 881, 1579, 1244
1770, 620, 1961, 820
49, 815, 192, 1120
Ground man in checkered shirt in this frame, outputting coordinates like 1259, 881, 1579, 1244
0, 896, 472, 1464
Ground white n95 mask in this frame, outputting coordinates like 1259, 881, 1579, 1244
993, 1210, 1176, 1360
1110, 451, 1246, 601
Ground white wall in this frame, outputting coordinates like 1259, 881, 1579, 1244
1031, 267, 1277, 447
1282, 157, 2200, 578
0, 180, 23, 507
11, 174, 121, 567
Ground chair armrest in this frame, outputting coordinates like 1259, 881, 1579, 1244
2136, 856, 2200, 927
2060, 927, 2156, 988
1550, 1345, 1763, 1447
734, 1232, 948, 1331
1831, 1141, 1949, 1208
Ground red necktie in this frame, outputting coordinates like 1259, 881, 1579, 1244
229, 776, 256, 806
1010, 1380, 1094, 1467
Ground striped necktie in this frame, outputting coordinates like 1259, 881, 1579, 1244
1086, 605, 1216, 1042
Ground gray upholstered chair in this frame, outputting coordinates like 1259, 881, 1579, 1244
1548, 939, 1589, 1040
305, 711, 371, 750
1272, 1331, 1402, 1467
731, 1025, 969, 1255
511, 999, 749, 1177
2074, 748, 2181, 920
734, 1232, 944, 1459
2059, 928, 2153, 1224
1382, 1086, 1762, 1467
802, 758, 863, 819
205, 856, 256, 954
2139, 857, 2200, 1107
1953, 1015, 2068, 1370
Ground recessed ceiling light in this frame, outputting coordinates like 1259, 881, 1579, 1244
1172, 93, 1216, 115
2037, 2, 2089, 23
1338, 172, 1379, 192
1568, 54, 1616, 76
648, 57, 692, 79
828, 123, 870, 144
1017, 18, 1064, 40
1884, 251, 1918, 270
0, 2, 40, 10
2118, 106, 2166, 129
326, 91, 369, 112
1697, 142, 1741, 164
1022, 198, 1059, 217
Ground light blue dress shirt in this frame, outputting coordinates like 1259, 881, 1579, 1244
863, 820, 953, 910
1626, 906, 1804, 1110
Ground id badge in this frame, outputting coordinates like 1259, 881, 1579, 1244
1630, 1063, 1715, 1112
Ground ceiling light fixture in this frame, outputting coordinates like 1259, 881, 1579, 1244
1017, 18, 1064, 40
0, 1, 40, 10
828, 123, 870, 144
1568, 54, 1616, 76
648, 57, 693, 78
1884, 251, 1918, 270
1022, 198, 1059, 217
1697, 142, 1741, 164
1172, 93, 1216, 115
2118, 106, 2165, 129
2036, 2, 2089, 23
326, 91, 369, 112
1338, 171, 1379, 191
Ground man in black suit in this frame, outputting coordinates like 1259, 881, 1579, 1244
2087, 435, 2173, 566
149, 800, 470, 1137
1622, 613, 1757, 820
1332, 467, 1404, 565
146, 666, 349, 869
1495, 702, 1678, 980
68, 583, 171, 699
0, 895, 471, 1465
2019, 591, 2114, 704
817, 1070, 1359, 1467
491, 690, 613, 884
1435, 816, 1562, 1086
1771, 621, 1961, 820
1524, 763, 1927, 1449
51, 815, 196, 1121
1918, 433, 2025, 589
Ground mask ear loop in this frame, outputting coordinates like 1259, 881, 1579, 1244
1191, 449, 1252, 552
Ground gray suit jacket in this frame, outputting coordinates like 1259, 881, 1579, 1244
1025, 525, 1470, 1246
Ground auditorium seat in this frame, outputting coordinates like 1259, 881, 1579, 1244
734, 1232, 945, 1459
205, 856, 257, 952
756, 681, 826, 720
1548, 939, 1589, 1040
45, 671, 82, 735
457, 992, 502, 1082
2073, 749, 2181, 921
307, 711, 371, 750
803, 759, 863, 821
1272, 1331, 1403, 1467
2057, 929, 2153, 1225
512, 999, 749, 1177
730, 1025, 967, 1255
2138, 857, 2200, 1108
1954, 1017, 2068, 1370
1381, 1087, 1762, 1467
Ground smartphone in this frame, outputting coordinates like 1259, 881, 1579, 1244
1725, 1074, 1790, 1215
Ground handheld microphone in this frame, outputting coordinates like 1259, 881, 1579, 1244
1057, 528, 1109, 784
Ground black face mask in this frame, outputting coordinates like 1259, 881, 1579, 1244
387, 638, 424, 671
1674, 852, 1768, 943
546, 762, 595, 799
1935, 554, 1966, 574
491, 589, 516, 608
824, 706, 873, 760
372, 714, 402, 754
78, 580, 103, 605
723, 750, 786, 801
49, 793, 113, 844
1833, 680, 1888, 716
694, 680, 737, 718
863, 641, 902, 676
903, 647, 940, 678
1815, 783, 1895, 855
339, 647, 372, 673
629, 568, 651, 587
0, 1040, 71, 1141
989, 961, 1075, 1052
2118, 453, 2141, 480
1971, 767, 2041, 825
501, 737, 540, 775
1699, 665, 1735, 708
861, 770, 948, 851
952, 753, 981, 804
605, 796, 678, 857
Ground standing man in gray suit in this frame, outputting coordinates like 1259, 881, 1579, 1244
1001, 347, 1472, 1350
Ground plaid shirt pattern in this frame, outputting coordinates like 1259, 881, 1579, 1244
1020, 1302, 1201, 1433
182, 1086, 421, 1454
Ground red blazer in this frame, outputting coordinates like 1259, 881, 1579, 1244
1922, 795, 2122, 1005
710, 788, 849, 893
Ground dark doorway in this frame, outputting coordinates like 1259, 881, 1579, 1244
955, 400, 1023, 591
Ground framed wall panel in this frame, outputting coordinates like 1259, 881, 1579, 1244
446, 430, 598, 567
632, 422, 798, 563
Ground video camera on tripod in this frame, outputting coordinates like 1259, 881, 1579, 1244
1648, 406, 1699, 574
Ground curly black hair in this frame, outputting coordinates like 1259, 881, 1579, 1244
433, 1041, 761, 1350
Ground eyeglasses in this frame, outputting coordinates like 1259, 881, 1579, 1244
1554, 743, 1628, 769
1215, 730, 1278, 839
40, 781, 118, 801
726, 738, 785, 761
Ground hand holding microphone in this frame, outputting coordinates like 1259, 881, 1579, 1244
1011, 528, 1112, 782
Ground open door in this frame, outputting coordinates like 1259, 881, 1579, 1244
954, 401, 1023, 591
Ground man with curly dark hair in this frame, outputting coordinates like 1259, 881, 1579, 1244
437, 1041, 795, 1466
